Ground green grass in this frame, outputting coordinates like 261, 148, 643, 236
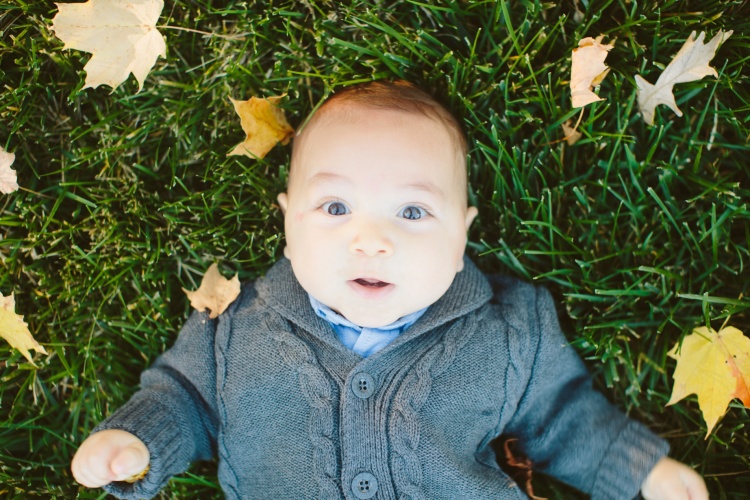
1, 0, 748, 498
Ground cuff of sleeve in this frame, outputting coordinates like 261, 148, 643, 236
591, 419, 670, 500
93, 393, 186, 499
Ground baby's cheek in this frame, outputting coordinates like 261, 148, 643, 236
456, 256, 465, 272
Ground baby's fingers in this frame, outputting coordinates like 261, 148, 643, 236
71, 446, 116, 488
642, 457, 709, 500
72, 429, 150, 488
111, 442, 150, 481
680, 466, 709, 500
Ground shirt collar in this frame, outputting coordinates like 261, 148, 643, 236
307, 294, 427, 332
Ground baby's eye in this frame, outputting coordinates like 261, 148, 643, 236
322, 201, 349, 216
399, 206, 426, 220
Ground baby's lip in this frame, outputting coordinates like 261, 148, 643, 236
348, 278, 394, 299
352, 278, 391, 288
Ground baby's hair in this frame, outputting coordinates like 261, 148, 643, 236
292, 80, 468, 164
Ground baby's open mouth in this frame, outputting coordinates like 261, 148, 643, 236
354, 278, 390, 288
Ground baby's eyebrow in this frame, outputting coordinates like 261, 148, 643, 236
403, 181, 445, 200
307, 171, 352, 187
307, 171, 445, 200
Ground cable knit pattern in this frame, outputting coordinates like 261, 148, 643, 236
266, 312, 341, 499
389, 311, 482, 499
96, 257, 669, 500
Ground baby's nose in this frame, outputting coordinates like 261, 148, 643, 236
349, 220, 394, 257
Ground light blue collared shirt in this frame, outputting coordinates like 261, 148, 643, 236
308, 295, 427, 358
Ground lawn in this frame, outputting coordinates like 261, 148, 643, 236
1, 0, 749, 498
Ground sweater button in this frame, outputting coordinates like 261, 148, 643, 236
351, 372, 376, 399
351, 472, 378, 499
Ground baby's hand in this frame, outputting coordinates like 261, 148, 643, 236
641, 457, 708, 500
71, 429, 150, 488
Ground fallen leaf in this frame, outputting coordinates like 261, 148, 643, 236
667, 325, 750, 437
561, 120, 582, 146
635, 30, 732, 125
570, 35, 614, 108
502, 438, 546, 500
182, 263, 241, 319
0, 146, 19, 194
0, 292, 47, 363
228, 96, 294, 159
51, 0, 167, 91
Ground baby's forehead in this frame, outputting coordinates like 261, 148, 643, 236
292, 104, 464, 163
287, 106, 468, 201
294, 111, 458, 170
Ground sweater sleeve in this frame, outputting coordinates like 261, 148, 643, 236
503, 285, 669, 499
91, 310, 221, 499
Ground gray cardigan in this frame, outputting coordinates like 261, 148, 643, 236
96, 257, 668, 499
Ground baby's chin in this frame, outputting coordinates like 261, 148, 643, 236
343, 313, 402, 329
337, 307, 410, 329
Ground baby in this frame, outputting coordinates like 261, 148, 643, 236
72, 80, 708, 499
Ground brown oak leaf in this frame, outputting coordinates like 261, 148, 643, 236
182, 263, 241, 319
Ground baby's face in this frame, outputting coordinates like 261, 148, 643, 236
278, 108, 477, 328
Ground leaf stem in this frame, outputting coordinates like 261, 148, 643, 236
157, 25, 245, 40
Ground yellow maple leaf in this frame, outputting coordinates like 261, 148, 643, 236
667, 325, 750, 437
182, 263, 241, 319
51, 0, 167, 92
0, 145, 19, 194
570, 35, 614, 108
228, 96, 294, 160
0, 292, 47, 363
635, 30, 732, 125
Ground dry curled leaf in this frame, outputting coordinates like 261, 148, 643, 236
561, 120, 583, 146
502, 438, 546, 500
0, 146, 19, 194
667, 325, 750, 437
0, 292, 47, 363
51, 0, 166, 91
182, 263, 241, 319
570, 35, 614, 108
228, 96, 294, 159
635, 30, 732, 125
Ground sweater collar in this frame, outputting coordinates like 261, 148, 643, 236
257, 256, 493, 347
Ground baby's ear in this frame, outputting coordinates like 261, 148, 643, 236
277, 193, 289, 215
464, 206, 478, 230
